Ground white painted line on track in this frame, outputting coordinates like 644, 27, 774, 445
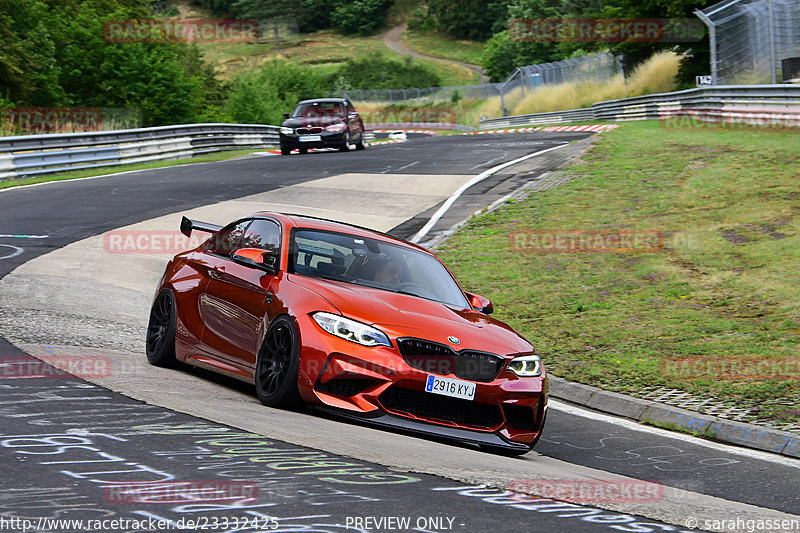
394, 160, 421, 172
0, 244, 24, 260
549, 399, 800, 469
409, 143, 569, 243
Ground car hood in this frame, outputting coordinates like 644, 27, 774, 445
290, 274, 534, 356
282, 116, 344, 128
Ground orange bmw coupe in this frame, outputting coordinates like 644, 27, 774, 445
146, 213, 547, 454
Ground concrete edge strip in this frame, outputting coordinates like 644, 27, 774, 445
548, 377, 800, 459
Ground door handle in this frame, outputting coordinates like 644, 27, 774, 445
209, 267, 224, 279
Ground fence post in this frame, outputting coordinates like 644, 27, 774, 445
695, 8, 718, 85
767, 0, 777, 84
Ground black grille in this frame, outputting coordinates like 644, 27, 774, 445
316, 377, 376, 397
379, 386, 503, 429
296, 126, 323, 134
398, 338, 504, 382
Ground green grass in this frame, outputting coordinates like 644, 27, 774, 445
641, 418, 717, 439
436, 120, 800, 422
0, 149, 263, 190
401, 29, 486, 66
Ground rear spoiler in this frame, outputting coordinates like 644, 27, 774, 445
180, 216, 222, 238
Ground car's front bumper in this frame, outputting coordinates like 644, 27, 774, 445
296, 314, 548, 448
280, 131, 346, 150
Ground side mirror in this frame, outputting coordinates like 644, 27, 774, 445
282, 112, 290, 119
233, 248, 277, 274
465, 292, 494, 314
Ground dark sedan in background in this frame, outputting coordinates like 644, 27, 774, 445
279, 98, 366, 155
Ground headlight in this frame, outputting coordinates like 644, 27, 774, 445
507, 354, 542, 377
312, 312, 391, 347
325, 123, 346, 132
280, 127, 293, 135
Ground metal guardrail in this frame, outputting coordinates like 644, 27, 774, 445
0, 123, 280, 180
365, 122, 475, 131
477, 108, 595, 128
479, 85, 800, 129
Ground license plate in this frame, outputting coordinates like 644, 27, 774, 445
299, 135, 321, 142
425, 375, 475, 401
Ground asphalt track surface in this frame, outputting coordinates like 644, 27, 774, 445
0, 133, 798, 533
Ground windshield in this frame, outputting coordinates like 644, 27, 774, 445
290, 229, 470, 309
291, 102, 345, 118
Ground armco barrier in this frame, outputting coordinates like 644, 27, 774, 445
480, 84, 800, 129
0, 123, 280, 180
365, 122, 475, 132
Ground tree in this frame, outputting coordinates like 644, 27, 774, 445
0, 0, 223, 126
603, 0, 712, 83
426, 0, 511, 40
331, 0, 394, 35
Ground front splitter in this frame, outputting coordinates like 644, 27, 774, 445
315, 405, 532, 453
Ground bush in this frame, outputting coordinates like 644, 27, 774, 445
224, 61, 323, 125
325, 56, 441, 90
407, 7, 434, 32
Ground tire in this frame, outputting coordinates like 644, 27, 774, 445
355, 135, 365, 151
339, 131, 350, 152
299, 147, 308, 154
255, 316, 302, 408
146, 290, 177, 367
280, 146, 291, 155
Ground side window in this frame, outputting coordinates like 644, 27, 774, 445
238, 219, 281, 254
205, 220, 251, 257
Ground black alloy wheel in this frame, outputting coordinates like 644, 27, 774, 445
255, 316, 302, 408
146, 290, 177, 367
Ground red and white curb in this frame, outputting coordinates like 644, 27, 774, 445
542, 124, 619, 132
461, 124, 618, 135
460, 127, 539, 135
372, 129, 440, 135
369, 139, 407, 146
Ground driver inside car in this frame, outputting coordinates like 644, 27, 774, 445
374, 258, 402, 287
